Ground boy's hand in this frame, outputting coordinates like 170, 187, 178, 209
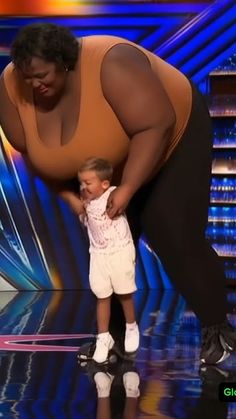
80, 186, 89, 201
73, 196, 86, 216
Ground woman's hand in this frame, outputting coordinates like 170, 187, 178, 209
106, 184, 134, 219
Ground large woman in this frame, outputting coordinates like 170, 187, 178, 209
0, 23, 235, 364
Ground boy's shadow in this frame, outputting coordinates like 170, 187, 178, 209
78, 356, 140, 419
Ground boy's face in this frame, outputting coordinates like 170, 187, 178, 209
78, 170, 110, 200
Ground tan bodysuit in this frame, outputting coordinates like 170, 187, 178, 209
3, 35, 192, 182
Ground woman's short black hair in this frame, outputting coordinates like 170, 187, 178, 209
11, 23, 79, 70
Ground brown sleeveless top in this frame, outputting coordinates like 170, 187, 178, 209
3, 35, 192, 182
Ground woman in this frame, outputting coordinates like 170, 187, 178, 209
0, 22, 235, 364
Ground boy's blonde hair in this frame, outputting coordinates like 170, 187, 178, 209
78, 157, 113, 182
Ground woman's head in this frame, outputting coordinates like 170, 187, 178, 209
11, 23, 79, 98
11, 23, 78, 71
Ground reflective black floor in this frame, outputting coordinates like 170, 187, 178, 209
0, 289, 235, 418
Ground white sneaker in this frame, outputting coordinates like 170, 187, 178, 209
93, 333, 114, 363
123, 371, 140, 398
125, 324, 140, 353
94, 372, 114, 398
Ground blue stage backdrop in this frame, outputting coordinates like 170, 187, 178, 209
0, 0, 235, 290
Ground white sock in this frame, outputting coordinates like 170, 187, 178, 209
126, 322, 137, 331
97, 331, 109, 338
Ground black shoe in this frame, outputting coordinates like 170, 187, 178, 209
200, 324, 230, 364
112, 339, 137, 361
77, 342, 96, 361
199, 364, 236, 403
77, 341, 118, 365
199, 364, 232, 384
219, 320, 236, 352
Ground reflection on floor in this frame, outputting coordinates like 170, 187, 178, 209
0, 289, 235, 418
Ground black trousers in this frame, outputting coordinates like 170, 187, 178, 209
111, 82, 227, 331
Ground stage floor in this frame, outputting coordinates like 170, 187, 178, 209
0, 289, 235, 418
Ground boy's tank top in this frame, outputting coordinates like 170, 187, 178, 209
3, 35, 192, 181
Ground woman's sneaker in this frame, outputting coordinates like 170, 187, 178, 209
219, 320, 236, 352
93, 332, 114, 364
199, 364, 232, 383
200, 324, 230, 364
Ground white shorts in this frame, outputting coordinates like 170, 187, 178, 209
89, 243, 137, 298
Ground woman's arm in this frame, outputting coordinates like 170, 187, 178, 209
0, 73, 26, 152
0, 71, 86, 218
101, 44, 176, 217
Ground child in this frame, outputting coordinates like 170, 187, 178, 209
76, 157, 139, 363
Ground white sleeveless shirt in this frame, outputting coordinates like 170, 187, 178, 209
83, 187, 133, 254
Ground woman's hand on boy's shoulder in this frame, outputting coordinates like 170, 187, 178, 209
106, 184, 133, 219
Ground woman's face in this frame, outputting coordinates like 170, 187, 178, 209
19, 56, 67, 98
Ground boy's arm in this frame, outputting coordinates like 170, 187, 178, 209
61, 191, 88, 226
60, 191, 85, 216
22, 155, 83, 214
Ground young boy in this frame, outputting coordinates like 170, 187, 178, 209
76, 157, 139, 363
